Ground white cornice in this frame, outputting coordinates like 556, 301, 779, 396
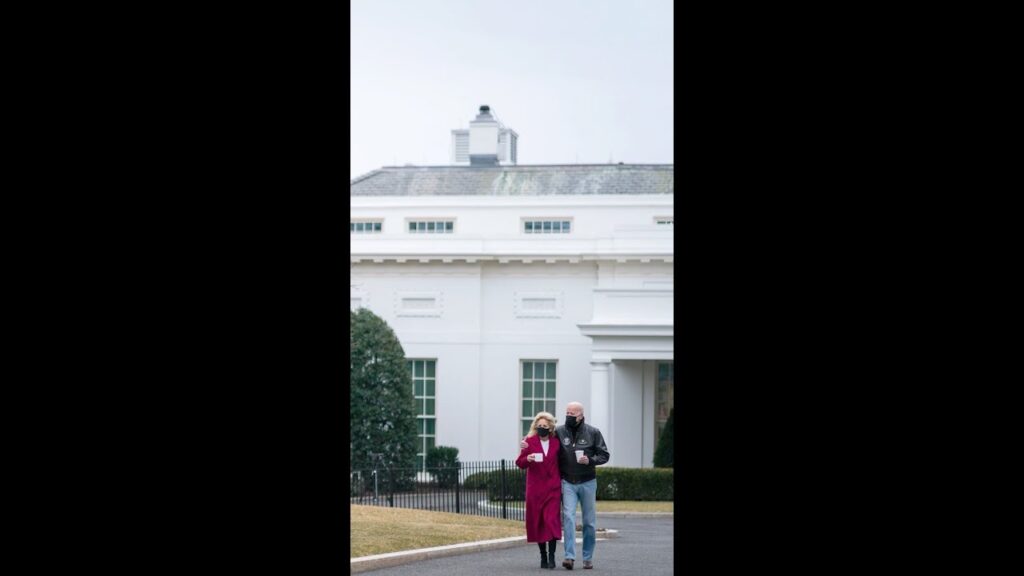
351, 235, 672, 261
351, 255, 673, 264
577, 323, 674, 338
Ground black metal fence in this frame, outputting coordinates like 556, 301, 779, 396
350, 460, 527, 521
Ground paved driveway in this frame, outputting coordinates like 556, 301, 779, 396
358, 516, 674, 575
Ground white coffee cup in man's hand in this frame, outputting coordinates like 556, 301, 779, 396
575, 449, 587, 464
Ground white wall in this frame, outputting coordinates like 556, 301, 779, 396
351, 260, 602, 462
477, 262, 597, 460
610, 360, 643, 467
351, 195, 673, 465
350, 194, 673, 242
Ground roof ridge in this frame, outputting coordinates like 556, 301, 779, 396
350, 169, 383, 185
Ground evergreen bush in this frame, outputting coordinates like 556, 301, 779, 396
652, 407, 675, 468
595, 467, 674, 501
426, 446, 461, 489
350, 308, 418, 491
461, 468, 527, 501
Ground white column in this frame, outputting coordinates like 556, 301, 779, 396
589, 360, 611, 463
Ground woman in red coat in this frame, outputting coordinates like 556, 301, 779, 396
515, 411, 562, 569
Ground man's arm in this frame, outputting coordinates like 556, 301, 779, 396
555, 427, 570, 474
589, 428, 610, 466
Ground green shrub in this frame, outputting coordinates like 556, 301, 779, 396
463, 470, 490, 490
464, 466, 672, 501
461, 468, 526, 501
595, 467, 673, 501
487, 467, 526, 501
426, 446, 461, 489
653, 407, 675, 468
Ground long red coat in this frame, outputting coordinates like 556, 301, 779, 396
515, 435, 563, 543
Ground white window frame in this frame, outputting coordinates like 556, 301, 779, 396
406, 218, 455, 234
408, 358, 437, 474
520, 360, 558, 438
350, 219, 384, 234
522, 217, 573, 235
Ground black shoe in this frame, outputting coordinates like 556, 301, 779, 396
563, 559, 574, 570
541, 554, 549, 569
548, 550, 556, 569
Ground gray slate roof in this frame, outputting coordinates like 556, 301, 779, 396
350, 164, 673, 196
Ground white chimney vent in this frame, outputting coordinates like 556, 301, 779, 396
451, 105, 517, 166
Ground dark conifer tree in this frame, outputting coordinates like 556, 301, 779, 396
350, 308, 418, 474
653, 407, 674, 468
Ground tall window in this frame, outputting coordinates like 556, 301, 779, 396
521, 360, 557, 437
655, 362, 674, 448
408, 359, 436, 472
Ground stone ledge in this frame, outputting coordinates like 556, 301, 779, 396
351, 536, 528, 573
351, 530, 619, 573
590, 512, 673, 518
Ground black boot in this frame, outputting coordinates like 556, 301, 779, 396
547, 540, 556, 569
540, 545, 549, 569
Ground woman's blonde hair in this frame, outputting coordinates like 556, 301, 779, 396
526, 411, 557, 438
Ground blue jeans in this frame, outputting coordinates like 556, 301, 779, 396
561, 479, 597, 561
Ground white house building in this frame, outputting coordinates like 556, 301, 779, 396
351, 107, 673, 469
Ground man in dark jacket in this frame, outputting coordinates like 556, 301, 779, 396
554, 401, 608, 569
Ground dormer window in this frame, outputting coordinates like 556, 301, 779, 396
524, 218, 572, 234
408, 219, 455, 234
351, 220, 383, 234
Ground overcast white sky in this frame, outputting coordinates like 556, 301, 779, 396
351, 0, 673, 180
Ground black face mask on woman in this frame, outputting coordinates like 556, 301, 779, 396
537, 428, 550, 437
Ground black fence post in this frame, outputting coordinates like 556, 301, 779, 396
455, 463, 461, 514
500, 459, 508, 520
387, 467, 395, 507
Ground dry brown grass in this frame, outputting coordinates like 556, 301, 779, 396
350, 500, 673, 558
350, 505, 525, 558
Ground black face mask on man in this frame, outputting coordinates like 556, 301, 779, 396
565, 415, 580, 428
537, 427, 550, 437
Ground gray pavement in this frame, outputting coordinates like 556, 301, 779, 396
357, 516, 674, 575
